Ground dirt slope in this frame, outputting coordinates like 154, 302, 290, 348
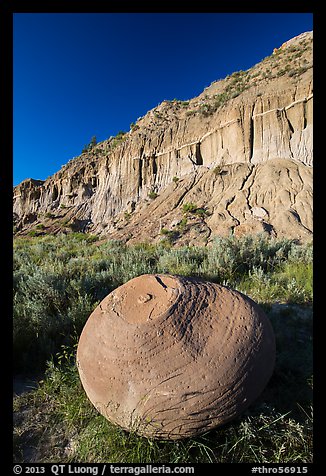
13, 31, 313, 244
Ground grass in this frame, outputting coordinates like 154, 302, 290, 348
108, 131, 128, 150
13, 233, 312, 373
148, 191, 158, 199
196, 35, 312, 118
13, 233, 312, 374
13, 233, 313, 463
13, 301, 313, 463
181, 202, 209, 217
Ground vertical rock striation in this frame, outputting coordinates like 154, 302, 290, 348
13, 31, 313, 243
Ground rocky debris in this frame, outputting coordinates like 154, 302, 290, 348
77, 274, 276, 440
13, 32, 313, 243
109, 158, 312, 245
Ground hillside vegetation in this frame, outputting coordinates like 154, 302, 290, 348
13, 32, 313, 244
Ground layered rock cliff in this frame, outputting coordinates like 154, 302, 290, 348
13, 31, 313, 244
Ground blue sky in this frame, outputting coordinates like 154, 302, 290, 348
13, 13, 313, 186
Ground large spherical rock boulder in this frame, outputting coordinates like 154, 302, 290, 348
77, 274, 275, 440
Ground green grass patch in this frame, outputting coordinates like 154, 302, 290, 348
182, 202, 210, 217
14, 302, 312, 463
13, 233, 313, 463
13, 234, 312, 374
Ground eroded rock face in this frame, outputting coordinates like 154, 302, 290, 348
77, 274, 276, 440
13, 32, 313, 242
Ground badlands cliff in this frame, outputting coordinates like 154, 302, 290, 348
13, 31, 313, 244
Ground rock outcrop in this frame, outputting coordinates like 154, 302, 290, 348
77, 274, 276, 439
109, 157, 312, 244
13, 31, 313, 244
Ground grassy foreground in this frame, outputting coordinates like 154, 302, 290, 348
13, 233, 313, 463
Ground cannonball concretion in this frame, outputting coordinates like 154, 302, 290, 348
76, 274, 275, 440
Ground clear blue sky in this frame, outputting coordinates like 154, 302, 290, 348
13, 12, 313, 186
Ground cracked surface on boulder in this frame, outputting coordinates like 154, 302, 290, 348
77, 274, 276, 440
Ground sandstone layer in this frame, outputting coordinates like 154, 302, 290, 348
13, 31, 313, 244
77, 274, 276, 439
